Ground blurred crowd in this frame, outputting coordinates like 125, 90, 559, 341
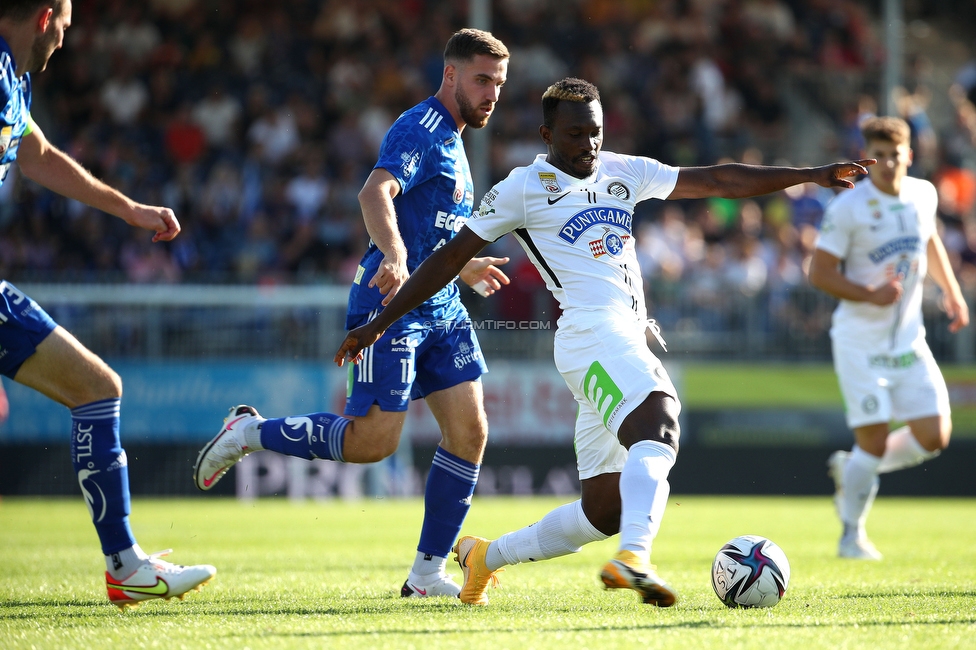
1, 0, 975, 323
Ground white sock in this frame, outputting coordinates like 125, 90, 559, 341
841, 446, 881, 538
878, 426, 938, 473
105, 543, 149, 580
618, 440, 677, 564
244, 420, 265, 451
410, 551, 447, 577
487, 500, 608, 571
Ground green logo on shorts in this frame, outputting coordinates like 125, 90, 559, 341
584, 361, 624, 428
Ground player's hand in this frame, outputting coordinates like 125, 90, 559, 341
815, 159, 875, 189
867, 279, 903, 306
369, 254, 410, 306
460, 256, 511, 296
943, 291, 970, 333
127, 204, 181, 242
334, 323, 385, 367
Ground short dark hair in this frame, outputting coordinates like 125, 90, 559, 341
0, 0, 64, 21
861, 116, 911, 147
542, 78, 601, 128
443, 28, 509, 64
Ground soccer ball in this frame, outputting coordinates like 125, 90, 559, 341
711, 535, 790, 608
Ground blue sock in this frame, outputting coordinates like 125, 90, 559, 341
70, 398, 136, 555
417, 447, 479, 558
259, 412, 349, 461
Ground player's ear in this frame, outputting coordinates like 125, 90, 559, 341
540, 124, 552, 145
36, 7, 53, 33
443, 62, 457, 88
907, 147, 914, 167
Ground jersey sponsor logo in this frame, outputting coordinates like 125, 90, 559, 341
547, 191, 571, 205
589, 231, 630, 258
390, 335, 421, 352
867, 236, 920, 264
453, 340, 482, 370
607, 181, 630, 200
538, 172, 561, 193
353, 265, 365, 285
584, 361, 626, 429
435, 211, 468, 232
400, 150, 420, 179
482, 188, 498, 206
558, 207, 633, 244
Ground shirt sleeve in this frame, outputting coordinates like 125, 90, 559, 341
466, 171, 526, 242
614, 153, 679, 203
374, 120, 429, 194
816, 195, 853, 259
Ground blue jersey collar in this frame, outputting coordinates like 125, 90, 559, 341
427, 96, 459, 132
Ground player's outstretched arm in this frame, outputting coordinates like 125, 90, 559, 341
16, 126, 180, 242
335, 227, 491, 366
668, 159, 876, 200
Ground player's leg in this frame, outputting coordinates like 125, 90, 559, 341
834, 422, 888, 560
12, 320, 215, 608
454, 407, 616, 605
880, 352, 952, 473
403, 379, 486, 599
554, 317, 680, 605
828, 341, 887, 560
194, 329, 417, 489
599, 390, 679, 606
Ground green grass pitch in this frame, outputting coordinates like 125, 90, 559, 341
2, 496, 974, 649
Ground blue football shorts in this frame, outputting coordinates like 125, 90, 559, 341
345, 316, 488, 416
0, 280, 58, 379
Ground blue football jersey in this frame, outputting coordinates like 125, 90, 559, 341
0, 36, 32, 185
346, 96, 475, 329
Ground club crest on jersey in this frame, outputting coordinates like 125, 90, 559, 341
0, 126, 11, 156
607, 181, 630, 200
538, 172, 561, 193
589, 228, 629, 258
558, 207, 633, 244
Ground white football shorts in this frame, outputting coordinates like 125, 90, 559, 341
554, 313, 679, 480
832, 338, 950, 428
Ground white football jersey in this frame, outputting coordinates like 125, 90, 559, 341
816, 176, 938, 352
467, 152, 678, 326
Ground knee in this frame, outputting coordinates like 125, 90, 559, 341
349, 425, 400, 463
440, 421, 488, 463
92, 364, 123, 401
618, 394, 680, 453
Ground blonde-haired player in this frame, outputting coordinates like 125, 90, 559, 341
810, 116, 969, 560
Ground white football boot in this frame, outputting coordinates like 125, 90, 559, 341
194, 405, 264, 490
106, 550, 216, 610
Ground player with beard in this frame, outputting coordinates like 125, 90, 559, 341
195, 29, 511, 598
0, 0, 215, 608
333, 77, 874, 605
